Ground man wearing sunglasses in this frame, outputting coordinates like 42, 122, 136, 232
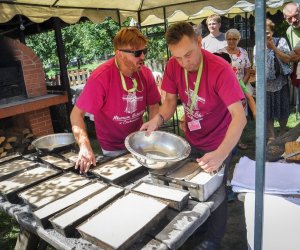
71, 27, 160, 174
141, 22, 246, 250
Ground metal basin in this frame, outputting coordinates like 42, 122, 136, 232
31, 133, 75, 153
125, 131, 191, 169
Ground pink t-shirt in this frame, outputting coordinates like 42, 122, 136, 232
76, 57, 160, 151
162, 49, 244, 151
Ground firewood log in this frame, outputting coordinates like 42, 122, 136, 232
0, 136, 5, 145
4, 143, 12, 150
7, 136, 17, 143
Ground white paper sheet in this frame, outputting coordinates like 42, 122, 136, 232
244, 193, 300, 250
231, 156, 300, 194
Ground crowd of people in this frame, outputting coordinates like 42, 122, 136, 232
70, 2, 300, 250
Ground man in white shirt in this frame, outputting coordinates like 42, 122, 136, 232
201, 14, 227, 53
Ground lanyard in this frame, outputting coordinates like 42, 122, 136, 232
115, 58, 142, 93
184, 58, 203, 114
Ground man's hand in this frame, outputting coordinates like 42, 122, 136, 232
75, 143, 96, 174
196, 150, 227, 173
140, 113, 163, 136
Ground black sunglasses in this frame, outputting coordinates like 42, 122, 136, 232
119, 48, 148, 57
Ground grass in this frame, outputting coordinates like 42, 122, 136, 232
0, 212, 19, 250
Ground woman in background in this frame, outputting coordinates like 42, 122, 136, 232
218, 29, 252, 150
254, 19, 291, 144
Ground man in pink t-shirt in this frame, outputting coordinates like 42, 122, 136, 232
71, 27, 160, 174
141, 22, 246, 250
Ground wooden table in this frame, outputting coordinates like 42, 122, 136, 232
0, 163, 225, 250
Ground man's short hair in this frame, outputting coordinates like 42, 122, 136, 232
113, 27, 147, 51
165, 22, 196, 45
283, 2, 299, 17
206, 14, 222, 24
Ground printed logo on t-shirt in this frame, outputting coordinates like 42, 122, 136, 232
183, 104, 203, 121
186, 89, 206, 111
122, 92, 143, 114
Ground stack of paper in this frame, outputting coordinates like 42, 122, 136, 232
231, 156, 300, 194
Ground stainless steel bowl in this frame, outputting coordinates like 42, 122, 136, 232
125, 131, 191, 169
31, 133, 75, 152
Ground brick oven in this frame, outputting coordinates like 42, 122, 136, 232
0, 37, 68, 137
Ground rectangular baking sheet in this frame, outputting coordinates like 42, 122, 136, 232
77, 192, 168, 250
132, 181, 189, 211
0, 164, 60, 202
19, 172, 90, 208
91, 154, 144, 184
0, 158, 37, 181
33, 181, 107, 228
50, 185, 124, 237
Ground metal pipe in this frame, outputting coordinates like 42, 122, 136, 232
254, 0, 266, 249
53, 17, 72, 131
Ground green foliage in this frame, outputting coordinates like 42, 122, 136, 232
25, 18, 167, 78
143, 25, 167, 61
274, 21, 289, 38
0, 212, 19, 250
25, 31, 57, 72
25, 18, 121, 77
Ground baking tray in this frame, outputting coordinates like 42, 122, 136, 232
131, 181, 189, 211
39, 154, 75, 171
0, 153, 22, 164
57, 150, 112, 164
76, 192, 168, 250
0, 164, 61, 203
0, 158, 39, 182
150, 161, 225, 201
33, 180, 107, 228
49, 185, 124, 237
90, 154, 144, 184
18, 172, 91, 208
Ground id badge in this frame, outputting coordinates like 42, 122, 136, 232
187, 119, 201, 131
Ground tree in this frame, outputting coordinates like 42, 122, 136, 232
25, 17, 167, 76
26, 31, 57, 72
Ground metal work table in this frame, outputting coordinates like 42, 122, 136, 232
0, 163, 225, 250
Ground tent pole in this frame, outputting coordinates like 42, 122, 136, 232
18, 15, 26, 44
117, 10, 121, 27
245, 12, 248, 49
163, 7, 169, 60
53, 17, 72, 131
254, 0, 266, 250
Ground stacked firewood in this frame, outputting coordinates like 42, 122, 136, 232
0, 128, 35, 158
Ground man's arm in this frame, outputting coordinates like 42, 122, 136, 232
147, 103, 159, 120
140, 93, 178, 133
197, 101, 247, 172
70, 106, 96, 173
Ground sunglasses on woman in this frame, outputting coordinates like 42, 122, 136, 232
119, 48, 148, 57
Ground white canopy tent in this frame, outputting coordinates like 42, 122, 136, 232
0, 1, 295, 250
0, 0, 290, 26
